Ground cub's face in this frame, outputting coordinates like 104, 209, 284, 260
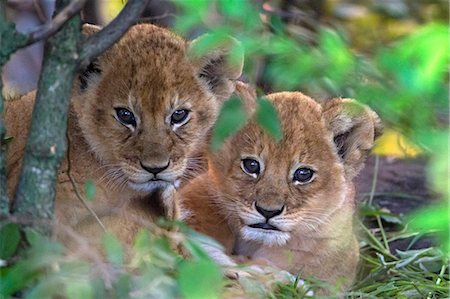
76, 24, 243, 193
209, 92, 381, 246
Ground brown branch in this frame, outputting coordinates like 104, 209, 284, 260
0, 0, 87, 69
79, 0, 150, 68
33, 0, 50, 23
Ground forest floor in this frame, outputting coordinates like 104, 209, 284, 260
357, 155, 435, 215
356, 155, 437, 251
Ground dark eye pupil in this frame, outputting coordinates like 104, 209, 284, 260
294, 168, 314, 183
243, 159, 260, 175
171, 109, 189, 124
116, 108, 136, 126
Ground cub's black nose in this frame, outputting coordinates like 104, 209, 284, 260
140, 161, 169, 175
255, 203, 284, 219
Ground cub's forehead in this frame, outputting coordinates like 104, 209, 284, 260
98, 24, 208, 107
113, 24, 187, 60
236, 92, 334, 159
104, 24, 194, 81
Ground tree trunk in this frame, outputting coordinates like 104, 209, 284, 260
12, 0, 81, 232
0, 77, 8, 217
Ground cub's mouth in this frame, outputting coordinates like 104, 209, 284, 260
248, 223, 280, 231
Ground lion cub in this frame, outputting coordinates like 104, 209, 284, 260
181, 92, 382, 287
5, 23, 243, 245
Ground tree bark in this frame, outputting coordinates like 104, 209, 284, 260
12, 0, 82, 232
0, 77, 8, 217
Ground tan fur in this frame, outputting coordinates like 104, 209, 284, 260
5, 23, 243, 246
181, 92, 382, 289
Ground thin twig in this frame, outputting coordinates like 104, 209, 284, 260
24, 0, 88, 48
79, 0, 150, 69
66, 130, 106, 232
368, 155, 380, 206
33, 0, 49, 23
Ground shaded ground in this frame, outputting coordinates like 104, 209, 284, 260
356, 155, 435, 215
355, 155, 438, 250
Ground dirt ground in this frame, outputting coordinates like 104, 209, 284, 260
355, 155, 438, 250
356, 155, 436, 214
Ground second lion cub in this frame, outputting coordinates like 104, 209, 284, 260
181, 92, 382, 288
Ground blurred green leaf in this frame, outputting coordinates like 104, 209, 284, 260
66, 280, 94, 299
177, 259, 222, 299
218, 0, 245, 18
25, 229, 63, 255
408, 202, 449, 254
102, 233, 124, 266
379, 23, 449, 94
84, 179, 96, 201
319, 29, 354, 82
0, 223, 20, 260
256, 97, 282, 142
114, 274, 131, 299
211, 96, 247, 151
0, 232, 63, 297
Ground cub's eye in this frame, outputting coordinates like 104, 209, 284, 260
115, 108, 136, 127
241, 158, 260, 177
171, 109, 190, 126
293, 168, 315, 185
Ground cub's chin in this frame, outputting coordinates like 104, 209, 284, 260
240, 226, 291, 246
128, 180, 173, 193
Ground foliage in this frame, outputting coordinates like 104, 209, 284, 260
0, 223, 315, 299
210, 96, 247, 151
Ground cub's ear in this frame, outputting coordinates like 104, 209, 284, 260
188, 35, 244, 102
78, 24, 102, 91
234, 81, 257, 114
323, 98, 383, 179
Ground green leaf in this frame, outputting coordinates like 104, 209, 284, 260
319, 29, 354, 82
210, 96, 248, 151
256, 98, 282, 142
25, 229, 43, 248
408, 202, 449, 253
177, 259, 223, 299
182, 239, 212, 261
84, 179, 96, 201
114, 274, 131, 299
102, 233, 124, 266
378, 23, 449, 94
0, 223, 20, 260
66, 280, 94, 299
